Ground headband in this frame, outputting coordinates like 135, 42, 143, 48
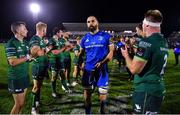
143, 18, 161, 27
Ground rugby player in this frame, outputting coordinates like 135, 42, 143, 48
5, 21, 30, 114
121, 10, 169, 114
80, 16, 114, 114
29, 22, 49, 114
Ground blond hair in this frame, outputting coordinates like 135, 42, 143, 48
36, 22, 47, 31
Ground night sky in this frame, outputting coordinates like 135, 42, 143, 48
0, 0, 180, 38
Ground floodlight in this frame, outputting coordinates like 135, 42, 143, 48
30, 3, 40, 13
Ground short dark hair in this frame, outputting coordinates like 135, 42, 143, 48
11, 21, 26, 34
59, 23, 65, 31
52, 27, 60, 35
145, 10, 163, 23
87, 16, 98, 22
136, 22, 143, 30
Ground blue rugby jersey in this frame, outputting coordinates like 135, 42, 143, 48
80, 31, 111, 71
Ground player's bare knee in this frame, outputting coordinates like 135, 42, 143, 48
99, 95, 107, 101
84, 89, 91, 102
51, 71, 57, 80
98, 87, 108, 101
51, 76, 57, 81
15, 99, 24, 108
84, 96, 91, 105
59, 69, 65, 78
18, 100, 25, 108
32, 86, 38, 93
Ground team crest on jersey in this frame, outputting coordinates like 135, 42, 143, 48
98, 36, 103, 41
21, 44, 25, 47
85, 39, 89, 42
17, 46, 23, 52
91, 42, 96, 45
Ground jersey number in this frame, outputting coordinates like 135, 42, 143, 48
160, 54, 168, 75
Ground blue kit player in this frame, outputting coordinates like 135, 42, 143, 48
79, 16, 114, 114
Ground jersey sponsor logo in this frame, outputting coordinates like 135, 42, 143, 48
91, 42, 96, 45
139, 41, 152, 48
85, 44, 104, 48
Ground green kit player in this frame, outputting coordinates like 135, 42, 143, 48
5, 21, 31, 114
29, 22, 49, 114
121, 10, 169, 114
72, 37, 84, 86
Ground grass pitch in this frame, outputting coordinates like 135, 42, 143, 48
0, 43, 180, 114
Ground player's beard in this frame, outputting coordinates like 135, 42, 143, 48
88, 25, 97, 33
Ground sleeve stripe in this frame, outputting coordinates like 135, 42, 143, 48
6, 52, 16, 54
134, 56, 147, 62
7, 56, 17, 59
6, 47, 16, 50
6, 53, 16, 56
30, 44, 39, 49
6, 53, 16, 55
29, 40, 39, 45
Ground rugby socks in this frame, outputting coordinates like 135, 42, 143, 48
36, 90, 40, 102
31, 92, 37, 108
100, 100, 107, 114
85, 104, 92, 114
51, 80, 56, 93
72, 76, 77, 82
61, 79, 69, 90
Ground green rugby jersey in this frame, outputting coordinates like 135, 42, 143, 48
73, 44, 80, 58
58, 38, 70, 61
46, 38, 56, 58
29, 35, 48, 66
134, 33, 169, 95
53, 37, 65, 56
74, 44, 81, 52
63, 39, 71, 58
5, 37, 29, 80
